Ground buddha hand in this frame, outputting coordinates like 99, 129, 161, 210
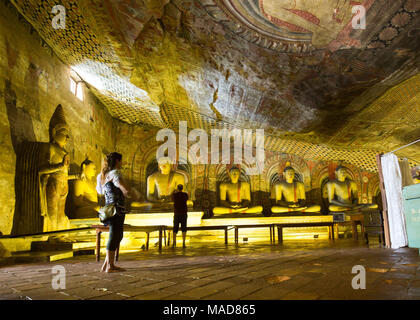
62, 154, 70, 168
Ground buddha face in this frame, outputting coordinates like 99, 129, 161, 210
53, 127, 70, 148
336, 168, 347, 181
229, 168, 240, 184
83, 163, 97, 180
158, 162, 172, 175
284, 168, 295, 182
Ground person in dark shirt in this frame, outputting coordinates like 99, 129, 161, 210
172, 184, 189, 248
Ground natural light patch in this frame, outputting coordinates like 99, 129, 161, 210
71, 60, 158, 110
70, 77, 84, 101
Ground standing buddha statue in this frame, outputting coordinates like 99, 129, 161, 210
39, 105, 79, 233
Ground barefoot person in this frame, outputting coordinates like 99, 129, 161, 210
96, 152, 131, 272
172, 184, 189, 248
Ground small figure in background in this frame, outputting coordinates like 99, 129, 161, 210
172, 184, 189, 248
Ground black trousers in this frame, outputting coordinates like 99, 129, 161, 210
173, 214, 187, 234
106, 212, 125, 251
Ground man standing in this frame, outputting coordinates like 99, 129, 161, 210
172, 184, 189, 248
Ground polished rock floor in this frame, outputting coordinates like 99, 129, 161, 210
1, 239, 420, 300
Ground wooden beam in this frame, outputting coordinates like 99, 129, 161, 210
376, 154, 391, 248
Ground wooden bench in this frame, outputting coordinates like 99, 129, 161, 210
91, 224, 168, 262
232, 224, 276, 244
165, 225, 234, 246
274, 222, 335, 244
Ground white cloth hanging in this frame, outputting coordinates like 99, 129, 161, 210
381, 153, 408, 248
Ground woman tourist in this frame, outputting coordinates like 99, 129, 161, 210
96, 152, 130, 272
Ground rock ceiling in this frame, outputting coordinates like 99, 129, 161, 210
8, 0, 420, 171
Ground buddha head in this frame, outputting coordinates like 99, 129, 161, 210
157, 157, 173, 175
81, 159, 96, 180
228, 167, 241, 184
283, 164, 296, 183
335, 165, 348, 181
49, 104, 69, 148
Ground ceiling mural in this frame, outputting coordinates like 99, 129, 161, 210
205, 0, 376, 52
8, 0, 420, 171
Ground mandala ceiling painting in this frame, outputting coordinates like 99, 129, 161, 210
205, 0, 375, 52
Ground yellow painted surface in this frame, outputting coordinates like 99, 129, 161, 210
49, 251, 74, 262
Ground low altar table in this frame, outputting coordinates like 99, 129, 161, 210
91, 224, 169, 261
204, 213, 335, 242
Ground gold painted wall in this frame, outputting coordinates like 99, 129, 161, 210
0, 1, 117, 235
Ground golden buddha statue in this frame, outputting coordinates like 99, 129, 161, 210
327, 165, 378, 212
271, 164, 320, 213
39, 105, 79, 234
212, 167, 263, 215
71, 159, 100, 219
131, 157, 193, 211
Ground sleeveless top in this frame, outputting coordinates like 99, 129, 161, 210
96, 170, 125, 211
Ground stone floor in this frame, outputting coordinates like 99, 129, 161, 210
1, 239, 420, 300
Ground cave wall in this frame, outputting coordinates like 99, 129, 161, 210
0, 1, 117, 235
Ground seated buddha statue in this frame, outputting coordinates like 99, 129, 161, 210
327, 165, 378, 212
271, 164, 321, 213
71, 159, 100, 219
212, 167, 263, 215
131, 157, 193, 211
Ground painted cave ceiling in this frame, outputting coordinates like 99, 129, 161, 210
8, 0, 420, 170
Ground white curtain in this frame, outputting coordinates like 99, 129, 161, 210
381, 153, 408, 248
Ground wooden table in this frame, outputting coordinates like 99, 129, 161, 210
165, 225, 234, 246
91, 224, 168, 261
274, 222, 335, 244
232, 224, 276, 244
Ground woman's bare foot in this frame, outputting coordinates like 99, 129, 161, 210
106, 265, 125, 273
